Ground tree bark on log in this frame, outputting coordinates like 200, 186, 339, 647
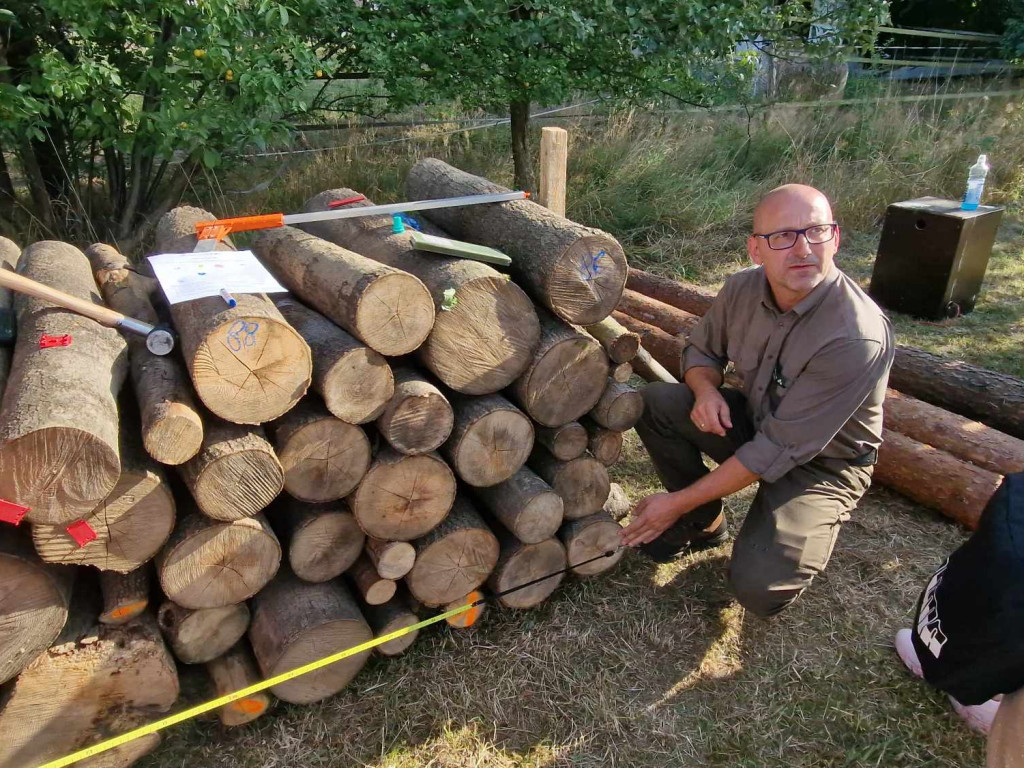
487, 529, 566, 609
302, 188, 541, 394
472, 467, 564, 545
0, 241, 128, 524
617, 288, 701, 336
625, 267, 716, 316
363, 592, 420, 656
584, 315, 640, 364
583, 418, 624, 467
365, 538, 416, 579
205, 641, 272, 726
0, 236, 20, 396
274, 297, 393, 424
509, 308, 610, 427
603, 483, 631, 521
875, 429, 1003, 529
443, 392, 534, 487
179, 418, 284, 521
534, 421, 588, 462
612, 312, 684, 380
266, 397, 370, 502
405, 495, 499, 607
589, 379, 644, 432
253, 226, 435, 356
99, 568, 150, 625
0, 529, 73, 685
157, 601, 250, 665
631, 346, 679, 384
249, 570, 372, 704
273, 498, 365, 583
0, 605, 178, 768
406, 158, 628, 325
156, 512, 281, 609
349, 448, 456, 541
86, 242, 203, 464
153, 207, 312, 425
559, 511, 625, 576
376, 367, 454, 455
529, 445, 611, 520
32, 402, 175, 571
348, 553, 397, 605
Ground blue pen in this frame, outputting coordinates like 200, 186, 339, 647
219, 289, 237, 308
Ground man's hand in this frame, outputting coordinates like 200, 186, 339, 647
620, 492, 688, 547
690, 389, 733, 437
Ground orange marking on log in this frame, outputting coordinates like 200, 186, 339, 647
234, 698, 267, 715
109, 601, 147, 620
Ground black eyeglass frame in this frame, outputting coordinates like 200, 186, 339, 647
753, 222, 839, 251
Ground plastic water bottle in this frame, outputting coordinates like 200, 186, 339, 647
962, 154, 990, 211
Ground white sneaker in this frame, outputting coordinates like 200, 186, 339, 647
895, 628, 924, 679
949, 695, 1001, 735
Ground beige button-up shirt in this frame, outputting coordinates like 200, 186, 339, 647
683, 265, 894, 483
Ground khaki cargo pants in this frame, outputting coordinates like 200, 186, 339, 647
635, 382, 873, 617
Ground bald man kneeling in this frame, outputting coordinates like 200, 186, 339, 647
621, 184, 894, 617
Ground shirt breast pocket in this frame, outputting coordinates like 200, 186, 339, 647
728, 345, 761, 388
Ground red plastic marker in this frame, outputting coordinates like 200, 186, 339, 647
66, 520, 97, 547
39, 334, 72, 348
0, 499, 30, 525
327, 194, 367, 209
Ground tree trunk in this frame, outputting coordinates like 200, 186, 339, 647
603, 483, 631, 520
273, 498, 364, 583
153, 207, 312, 425
86, 242, 204, 464
349, 448, 456, 541
0, 529, 73, 685
156, 512, 281, 609
533, 421, 588, 461
178, 419, 284, 521
404, 494, 499, 607
405, 158, 627, 325
617, 288, 701, 336
301, 188, 541, 394
248, 570, 372, 705
274, 296, 393, 424
510, 98, 535, 193
625, 267, 716, 316
99, 568, 150, 625
583, 418, 624, 467
0, 237, 21, 398
529, 445, 610, 520
13, 137, 55, 230
442, 392, 534, 487
487, 530, 566, 609
157, 601, 251, 665
347, 553, 397, 605
589, 379, 644, 432
363, 592, 420, 656
471, 466, 564, 544
205, 642, 272, 726
584, 316, 640, 364
365, 538, 416, 580
0, 241, 128, 524
266, 397, 371, 503
559, 511, 625, 576
375, 367, 454, 455
509, 308, 610, 427
874, 429, 1003, 529
0, 145, 16, 220
0, 604, 178, 768
252, 226, 434, 356
32, 401, 176, 572
612, 312, 684, 379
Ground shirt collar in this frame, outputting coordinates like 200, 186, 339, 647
758, 264, 841, 316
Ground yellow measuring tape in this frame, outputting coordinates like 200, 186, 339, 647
37, 601, 476, 768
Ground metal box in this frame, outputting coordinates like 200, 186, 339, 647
869, 196, 1004, 319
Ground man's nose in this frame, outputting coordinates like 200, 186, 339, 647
790, 232, 813, 257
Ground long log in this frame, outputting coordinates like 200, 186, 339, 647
253, 226, 435, 356
205, 641, 272, 726
349, 447, 456, 540
632, 346, 679, 384
509, 308, 610, 427
156, 512, 281, 609
0, 529, 74, 685
0, 241, 128, 524
347, 553, 397, 605
612, 312, 684, 379
0, 602, 178, 768
625, 267, 716, 316
874, 429, 1003, 529
274, 297, 394, 424
153, 206, 313, 425
179, 418, 284, 521
86, 242, 204, 464
529, 445, 611, 520
376, 367, 454, 455
0, 237, 21, 396
404, 495, 499, 607
99, 569, 150, 625
559, 511, 625, 576
406, 158, 628, 325
249, 570, 372, 704
584, 315, 640, 364
32, 401, 176, 572
589, 379, 644, 432
363, 592, 420, 656
157, 601, 250, 664
618, 287, 701, 336
302, 188, 541, 394
443, 392, 534, 487
274, 497, 365, 583
266, 397, 371, 502
487, 530, 566, 609
534, 421, 588, 461
471, 467, 564, 545
583, 418, 624, 466
365, 538, 416, 579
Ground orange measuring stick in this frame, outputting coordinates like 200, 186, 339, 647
195, 213, 285, 240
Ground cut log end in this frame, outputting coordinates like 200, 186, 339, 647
350, 450, 456, 541
535, 421, 588, 462
519, 335, 609, 427
157, 601, 251, 665
143, 403, 205, 466
366, 539, 416, 579
206, 643, 271, 727
489, 537, 567, 609
288, 506, 365, 583
448, 405, 534, 487
354, 272, 435, 355
322, 346, 395, 424
560, 513, 625, 576
548, 236, 628, 325
277, 417, 371, 502
444, 590, 485, 628
378, 375, 454, 455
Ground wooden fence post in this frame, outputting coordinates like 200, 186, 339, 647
538, 127, 568, 217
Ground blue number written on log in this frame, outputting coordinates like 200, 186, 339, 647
581, 250, 605, 282
226, 320, 260, 352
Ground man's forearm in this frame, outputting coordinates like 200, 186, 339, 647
673, 456, 758, 514
685, 365, 724, 397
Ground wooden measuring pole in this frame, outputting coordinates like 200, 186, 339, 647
538, 127, 568, 217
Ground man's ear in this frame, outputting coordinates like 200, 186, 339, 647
747, 236, 763, 266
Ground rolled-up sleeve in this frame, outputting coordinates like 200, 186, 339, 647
683, 286, 731, 375
734, 337, 890, 482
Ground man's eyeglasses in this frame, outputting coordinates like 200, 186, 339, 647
753, 223, 838, 251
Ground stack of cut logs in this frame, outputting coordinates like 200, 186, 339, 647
615, 267, 1024, 529
0, 159, 638, 768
